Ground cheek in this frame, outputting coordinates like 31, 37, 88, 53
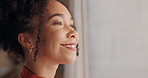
40, 30, 66, 54
43, 30, 66, 44
38, 29, 77, 64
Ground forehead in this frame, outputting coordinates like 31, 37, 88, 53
46, 1, 71, 18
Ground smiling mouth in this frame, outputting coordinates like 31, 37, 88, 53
61, 44, 77, 51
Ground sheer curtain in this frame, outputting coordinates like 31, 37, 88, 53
64, 0, 89, 78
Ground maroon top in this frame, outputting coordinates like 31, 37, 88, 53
19, 66, 44, 78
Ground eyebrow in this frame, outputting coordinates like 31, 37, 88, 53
48, 13, 73, 21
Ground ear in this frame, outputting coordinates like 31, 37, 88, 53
18, 33, 34, 48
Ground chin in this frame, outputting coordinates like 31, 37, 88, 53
60, 57, 77, 64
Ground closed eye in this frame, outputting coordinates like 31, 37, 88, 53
70, 25, 76, 30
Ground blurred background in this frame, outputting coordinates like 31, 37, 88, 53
87, 0, 148, 78
1, 0, 148, 78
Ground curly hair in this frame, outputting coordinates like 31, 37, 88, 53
0, 0, 79, 61
0, 0, 49, 59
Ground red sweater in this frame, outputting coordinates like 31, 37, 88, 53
19, 66, 44, 78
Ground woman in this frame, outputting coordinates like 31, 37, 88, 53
0, 0, 79, 78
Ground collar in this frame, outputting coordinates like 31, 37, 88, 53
20, 66, 44, 78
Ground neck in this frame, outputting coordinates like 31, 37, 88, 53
25, 57, 59, 78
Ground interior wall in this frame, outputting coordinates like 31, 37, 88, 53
87, 0, 148, 78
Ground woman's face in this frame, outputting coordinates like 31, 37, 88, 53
31, 1, 79, 64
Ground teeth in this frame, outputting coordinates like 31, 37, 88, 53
63, 45, 76, 48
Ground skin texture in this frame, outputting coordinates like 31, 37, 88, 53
18, 0, 79, 78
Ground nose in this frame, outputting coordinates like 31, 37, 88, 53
67, 28, 78, 39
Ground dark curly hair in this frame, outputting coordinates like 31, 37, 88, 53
0, 0, 50, 59
0, 0, 79, 61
